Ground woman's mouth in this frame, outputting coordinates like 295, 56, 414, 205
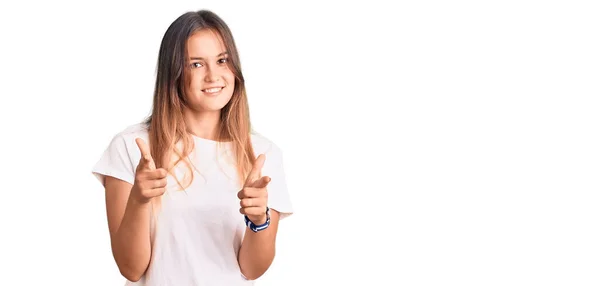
202, 87, 224, 95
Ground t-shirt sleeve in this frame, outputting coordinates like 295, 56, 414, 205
92, 133, 136, 186
261, 143, 294, 220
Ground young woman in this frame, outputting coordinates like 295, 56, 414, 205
92, 10, 293, 285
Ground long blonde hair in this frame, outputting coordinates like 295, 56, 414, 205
143, 10, 256, 204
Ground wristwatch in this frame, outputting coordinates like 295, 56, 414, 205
244, 207, 271, 232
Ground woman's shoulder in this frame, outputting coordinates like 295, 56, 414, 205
111, 122, 150, 141
250, 131, 282, 155
102, 122, 150, 154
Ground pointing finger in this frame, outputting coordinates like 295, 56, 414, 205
144, 168, 168, 180
237, 184, 269, 200
251, 176, 271, 188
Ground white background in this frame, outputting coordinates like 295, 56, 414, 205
1, 0, 599, 285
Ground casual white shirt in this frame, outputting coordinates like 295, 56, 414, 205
92, 123, 294, 286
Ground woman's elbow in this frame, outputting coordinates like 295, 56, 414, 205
242, 272, 262, 281
115, 259, 147, 282
119, 266, 144, 282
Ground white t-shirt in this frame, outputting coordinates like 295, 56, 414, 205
91, 123, 294, 286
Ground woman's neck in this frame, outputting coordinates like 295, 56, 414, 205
183, 109, 222, 141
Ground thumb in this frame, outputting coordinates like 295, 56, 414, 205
135, 138, 156, 170
245, 154, 265, 185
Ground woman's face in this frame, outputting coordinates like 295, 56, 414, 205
184, 29, 235, 113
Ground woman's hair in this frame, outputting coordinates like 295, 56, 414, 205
143, 10, 256, 194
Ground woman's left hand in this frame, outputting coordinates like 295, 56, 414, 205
238, 154, 271, 224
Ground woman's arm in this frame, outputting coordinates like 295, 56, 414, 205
237, 210, 281, 280
104, 177, 153, 282
103, 138, 166, 282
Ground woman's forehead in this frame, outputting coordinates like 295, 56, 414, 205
187, 29, 227, 58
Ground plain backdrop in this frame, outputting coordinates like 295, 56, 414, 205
0, 0, 599, 285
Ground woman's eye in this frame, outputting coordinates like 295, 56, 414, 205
191, 62, 203, 68
218, 58, 228, 64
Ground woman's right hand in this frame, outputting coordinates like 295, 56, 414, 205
130, 138, 167, 204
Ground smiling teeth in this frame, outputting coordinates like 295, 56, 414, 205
204, 87, 222, 93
